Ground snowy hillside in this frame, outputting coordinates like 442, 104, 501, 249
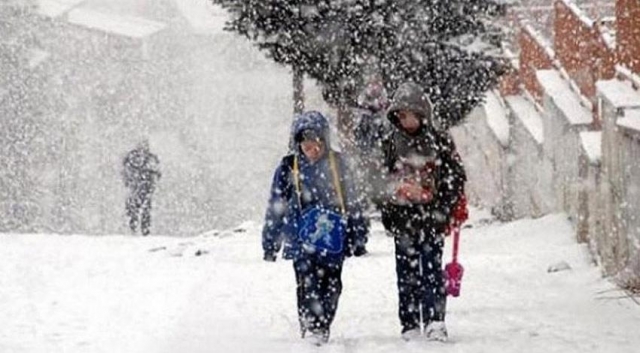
2, 210, 639, 353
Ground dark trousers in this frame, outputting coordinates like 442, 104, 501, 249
126, 191, 152, 235
394, 230, 446, 332
293, 257, 343, 335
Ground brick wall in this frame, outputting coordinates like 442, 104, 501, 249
617, 0, 640, 74
554, 0, 616, 99
518, 27, 555, 102
498, 69, 521, 96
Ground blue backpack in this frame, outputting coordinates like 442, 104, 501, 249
292, 152, 347, 259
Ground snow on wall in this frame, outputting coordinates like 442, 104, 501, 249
614, 107, 640, 280
596, 79, 640, 109
505, 95, 544, 144
537, 69, 592, 126
523, 23, 556, 61
484, 90, 510, 147
560, 0, 594, 28
451, 107, 509, 218
66, 8, 166, 38
536, 70, 595, 222
504, 94, 554, 218
594, 87, 640, 278
519, 25, 555, 101
617, 109, 640, 135
579, 131, 602, 165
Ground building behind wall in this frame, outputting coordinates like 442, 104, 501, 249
2, 1, 297, 236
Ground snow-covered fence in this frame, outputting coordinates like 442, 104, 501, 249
577, 131, 601, 247
451, 92, 511, 220
615, 111, 640, 286
596, 79, 640, 280
472, 0, 640, 286
460, 74, 640, 285
503, 95, 553, 219
536, 69, 593, 223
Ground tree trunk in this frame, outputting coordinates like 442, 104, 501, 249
293, 66, 304, 114
336, 103, 355, 152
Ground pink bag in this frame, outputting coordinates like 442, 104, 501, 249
444, 226, 464, 297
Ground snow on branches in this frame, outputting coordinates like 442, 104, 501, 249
213, 0, 509, 127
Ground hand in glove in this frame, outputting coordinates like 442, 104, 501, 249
445, 194, 469, 236
353, 246, 368, 257
452, 194, 469, 225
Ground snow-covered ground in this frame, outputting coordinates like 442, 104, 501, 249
2, 210, 639, 353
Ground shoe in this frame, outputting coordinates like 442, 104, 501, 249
401, 327, 421, 341
425, 321, 448, 342
354, 247, 368, 257
304, 330, 329, 346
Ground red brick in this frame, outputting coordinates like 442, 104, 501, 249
519, 27, 554, 103
617, 0, 640, 74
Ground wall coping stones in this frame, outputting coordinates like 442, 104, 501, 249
579, 131, 602, 165
596, 79, 640, 109
537, 69, 593, 126
505, 95, 544, 145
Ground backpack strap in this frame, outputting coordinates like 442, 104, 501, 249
292, 151, 346, 215
292, 155, 302, 210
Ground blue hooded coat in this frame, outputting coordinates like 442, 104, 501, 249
262, 111, 368, 261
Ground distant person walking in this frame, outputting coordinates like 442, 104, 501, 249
122, 140, 161, 236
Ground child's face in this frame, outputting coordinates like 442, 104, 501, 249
300, 139, 325, 162
398, 110, 421, 133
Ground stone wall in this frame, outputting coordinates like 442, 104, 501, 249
451, 92, 511, 219
504, 95, 554, 219
597, 79, 640, 283
459, 75, 640, 287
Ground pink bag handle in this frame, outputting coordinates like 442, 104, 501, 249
451, 225, 460, 263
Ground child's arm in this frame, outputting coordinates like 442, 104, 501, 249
338, 155, 369, 256
262, 159, 294, 261
435, 135, 467, 224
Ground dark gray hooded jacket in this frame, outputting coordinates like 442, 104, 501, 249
381, 82, 466, 235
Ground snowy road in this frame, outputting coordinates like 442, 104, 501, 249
1, 210, 639, 353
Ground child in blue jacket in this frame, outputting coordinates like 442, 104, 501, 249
262, 111, 368, 346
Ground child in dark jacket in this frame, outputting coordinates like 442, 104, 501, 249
262, 111, 368, 346
380, 82, 466, 342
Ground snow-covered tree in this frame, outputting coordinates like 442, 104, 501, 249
212, 0, 324, 113
214, 0, 508, 127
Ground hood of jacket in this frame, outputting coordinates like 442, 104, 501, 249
290, 111, 332, 155
386, 82, 437, 132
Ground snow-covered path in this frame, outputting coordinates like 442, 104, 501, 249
2, 211, 639, 353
